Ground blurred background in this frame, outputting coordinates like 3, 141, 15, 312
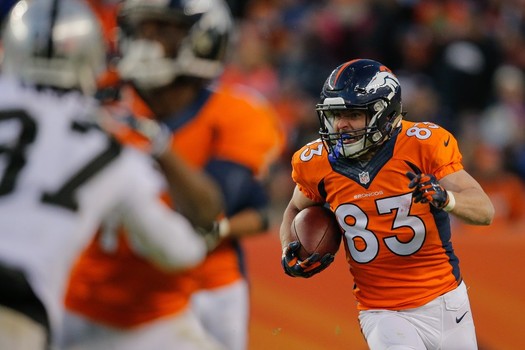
2, 0, 524, 348
219, 0, 525, 223
220, 1, 525, 349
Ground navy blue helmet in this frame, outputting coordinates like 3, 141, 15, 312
316, 59, 403, 159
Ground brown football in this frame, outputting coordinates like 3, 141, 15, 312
291, 206, 342, 260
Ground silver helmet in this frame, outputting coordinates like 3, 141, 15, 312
1, 0, 106, 95
117, 0, 233, 90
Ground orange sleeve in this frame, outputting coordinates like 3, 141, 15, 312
291, 139, 329, 203
401, 121, 463, 179
429, 128, 464, 179
85, 0, 119, 51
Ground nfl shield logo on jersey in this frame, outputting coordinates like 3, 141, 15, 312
359, 171, 370, 185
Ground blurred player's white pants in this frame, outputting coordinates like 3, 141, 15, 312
0, 305, 48, 350
60, 306, 225, 350
359, 281, 477, 350
191, 279, 249, 350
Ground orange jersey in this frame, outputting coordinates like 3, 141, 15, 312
169, 83, 283, 175
85, 0, 120, 89
291, 120, 464, 310
169, 82, 283, 289
65, 82, 283, 327
85, 0, 119, 50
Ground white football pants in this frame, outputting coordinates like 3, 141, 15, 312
359, 281, 477, 350
60, 306, 225, 350
190, 279, 249, 350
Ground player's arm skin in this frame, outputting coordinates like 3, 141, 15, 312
204, 159, 271, 241
223, 182, 271, 239
156, 149, 224, 231
280, 186, 320, 249
227, 208, 267, 239
440, 169, 495, 225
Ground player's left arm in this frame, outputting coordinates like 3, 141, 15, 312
407, 168, 495, 225
222, 208, 268, 239
439, 170, 495, 225
205, 159, 270, 240
406, 124, 494, 226
96, 111, 224, 231
156, 149, 224, 231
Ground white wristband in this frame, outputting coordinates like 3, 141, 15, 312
218, 218, 230, 238
443, 191, 456, 212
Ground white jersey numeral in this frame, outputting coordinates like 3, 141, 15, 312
335, 193, 425, 263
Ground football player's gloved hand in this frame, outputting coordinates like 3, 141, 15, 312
196, 221, 221, 252
96, 109, 172, 158
126, 117, 172, 158
281, 241, 335, 278
406, 172, 450, 210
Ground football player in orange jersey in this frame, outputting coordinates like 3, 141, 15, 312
280, 59, 495, 350
63, 1, 283, 350
0, 0, 223, 349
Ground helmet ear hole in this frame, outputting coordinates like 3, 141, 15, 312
373, 100, 387, 113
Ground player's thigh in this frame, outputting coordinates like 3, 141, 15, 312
359, 310, 426, 350
191, 279, 249, 350
407, 282, 477, 349
0, 305, 47, 350
61, 308, 226, 350
191, 279, 249, 327
362, 282, 478, 350
440, 282, 477, 350
165, 308, 227, 350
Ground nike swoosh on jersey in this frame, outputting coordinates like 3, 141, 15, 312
456, 311, 468, 323
444, 136, 451, 147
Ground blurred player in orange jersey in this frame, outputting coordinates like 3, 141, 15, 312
85, 0, 119, 48
0, 0, 224, 348
280, 59, 494, 350
63, 1, 284, 349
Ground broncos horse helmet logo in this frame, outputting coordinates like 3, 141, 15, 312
363, 71, 400, 99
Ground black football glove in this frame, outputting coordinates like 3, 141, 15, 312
406, 172, 450, 209
281, 241, 335, 278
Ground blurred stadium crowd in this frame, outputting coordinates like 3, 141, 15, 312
219, 0, 525, 227
2, 0, 524, 226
